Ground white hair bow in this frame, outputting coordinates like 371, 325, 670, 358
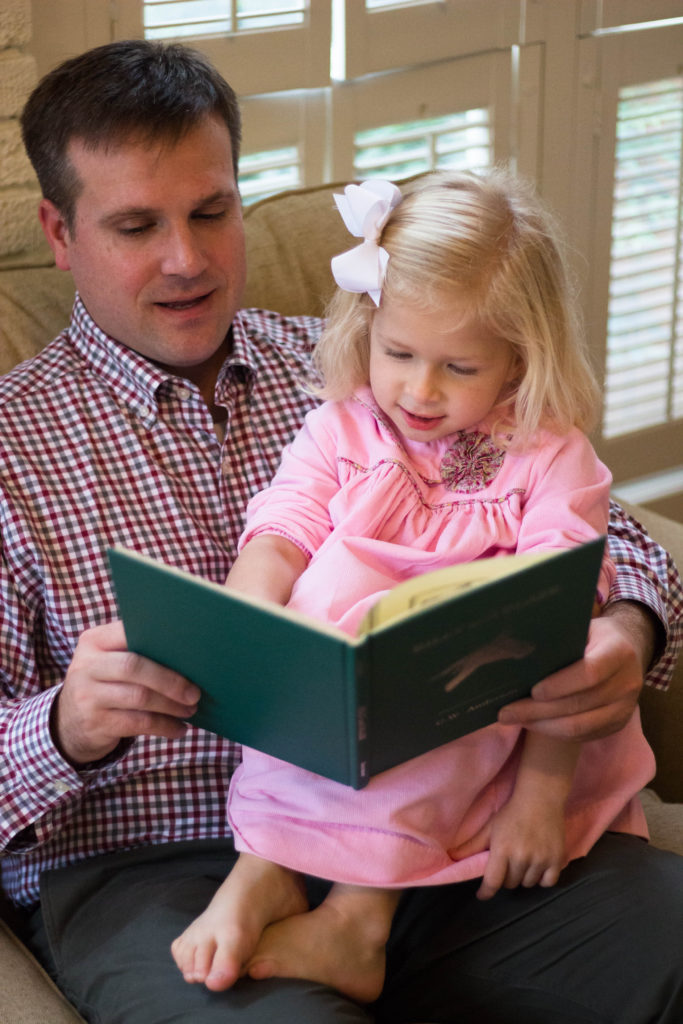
330, 180, 402, 306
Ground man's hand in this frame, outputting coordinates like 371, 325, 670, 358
52, 620, 200, 767
498, 602, 657, 742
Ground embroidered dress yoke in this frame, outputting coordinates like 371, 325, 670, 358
228, 390, 656, 887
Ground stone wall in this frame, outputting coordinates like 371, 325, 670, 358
0, 0, 47, 265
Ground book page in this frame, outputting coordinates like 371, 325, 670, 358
357, 550, 554, 635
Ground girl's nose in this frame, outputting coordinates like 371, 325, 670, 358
407, 366, 440, 403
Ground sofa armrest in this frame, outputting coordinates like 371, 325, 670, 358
617, 500, 683, 803
0, 918, 86, 1023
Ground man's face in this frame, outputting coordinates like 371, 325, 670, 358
41, 116, 246, 387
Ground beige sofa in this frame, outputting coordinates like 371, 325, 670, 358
0, 181, 681, 1023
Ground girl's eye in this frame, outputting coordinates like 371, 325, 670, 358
385, 348, 411, 360
448, 364, 478, 376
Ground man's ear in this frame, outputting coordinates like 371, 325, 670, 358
38, 199, 73, 271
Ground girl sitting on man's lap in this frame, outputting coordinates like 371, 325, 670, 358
171, 169, 654, 1003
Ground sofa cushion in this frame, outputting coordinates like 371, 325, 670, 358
640, 790, 683, 855
0, 267, 75, 376
618, 501, 683, 804
243, 181, 352, 318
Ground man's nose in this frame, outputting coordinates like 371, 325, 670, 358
160, 225, 209, 278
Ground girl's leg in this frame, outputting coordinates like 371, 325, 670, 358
247, 883, 401, 1004
171, 851, 308, 991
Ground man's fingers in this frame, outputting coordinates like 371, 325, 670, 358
55, 621, 200, 765
499, 694, 634, 739
73, 622, 200, 707
98, 650, 200, 710
498, 619, 642, 740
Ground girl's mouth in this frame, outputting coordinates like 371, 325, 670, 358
400, 407, 445, 431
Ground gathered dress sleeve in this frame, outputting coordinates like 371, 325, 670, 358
238, 402, 344, 560
513, 428, 615, 601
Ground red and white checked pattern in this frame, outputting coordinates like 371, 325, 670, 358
0, 299, 321, 906
0, 297, 679, 907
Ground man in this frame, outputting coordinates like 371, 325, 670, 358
1, 39, 681, 1023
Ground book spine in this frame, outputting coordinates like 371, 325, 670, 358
352, 642, 371, 789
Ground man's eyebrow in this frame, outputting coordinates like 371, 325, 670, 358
193, 189, 238, 209
99, 206, 158, 225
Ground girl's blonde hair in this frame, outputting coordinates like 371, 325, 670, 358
315, 168, 599, 446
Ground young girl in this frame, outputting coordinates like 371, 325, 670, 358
171, 170, 655, 1002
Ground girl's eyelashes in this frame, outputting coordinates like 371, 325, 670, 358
381, 344, 480, 376
448, 364, 479, 376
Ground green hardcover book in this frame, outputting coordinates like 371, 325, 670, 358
108, 537, 605, 789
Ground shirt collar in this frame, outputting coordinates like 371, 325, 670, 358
67, 296, 258, 426
219, 310, 259, 394
68, 296, 176, 426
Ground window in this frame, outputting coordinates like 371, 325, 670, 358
29, 1, 683, 498
603, 78, 683, 440
354, 110, 492, 181
574, 17, 683, 485
239, 147, 301, 204
143, 0, 307, 39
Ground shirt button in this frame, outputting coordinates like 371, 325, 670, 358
176, 387, 191, 400
53, 780, 71, 795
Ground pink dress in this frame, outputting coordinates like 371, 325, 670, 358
227, 389, 654, 887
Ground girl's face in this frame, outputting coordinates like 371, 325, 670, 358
368, 299, 518, 443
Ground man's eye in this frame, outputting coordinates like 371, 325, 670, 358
194, 209, 227, 222
119, 224, 151, 236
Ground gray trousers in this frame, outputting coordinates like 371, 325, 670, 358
26, 834, 683, 1024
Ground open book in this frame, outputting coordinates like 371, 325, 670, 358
109, 537, 605, 788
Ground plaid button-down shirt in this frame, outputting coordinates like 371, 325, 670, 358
1, 298, 680, 907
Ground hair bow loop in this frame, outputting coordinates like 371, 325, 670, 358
330, 180, 402, 306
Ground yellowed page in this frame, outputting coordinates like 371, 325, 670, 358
358, 550, 554, 635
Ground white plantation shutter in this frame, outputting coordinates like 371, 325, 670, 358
353, 110, 492, 181
142, 0, 232, 38
574, 21, 683, 484
330, 49, 513, 183
110, 0, 330, 94
603, 78, 683, 440
239, 147, 301, 205
31, 3, 683, 494
342, 0, 520, 80
142, 0, 306, 38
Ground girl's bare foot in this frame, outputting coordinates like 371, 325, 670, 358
246, 884, 399, 1004
170, 854, 308, 991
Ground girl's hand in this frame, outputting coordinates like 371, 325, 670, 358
452, 794, 567, 901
